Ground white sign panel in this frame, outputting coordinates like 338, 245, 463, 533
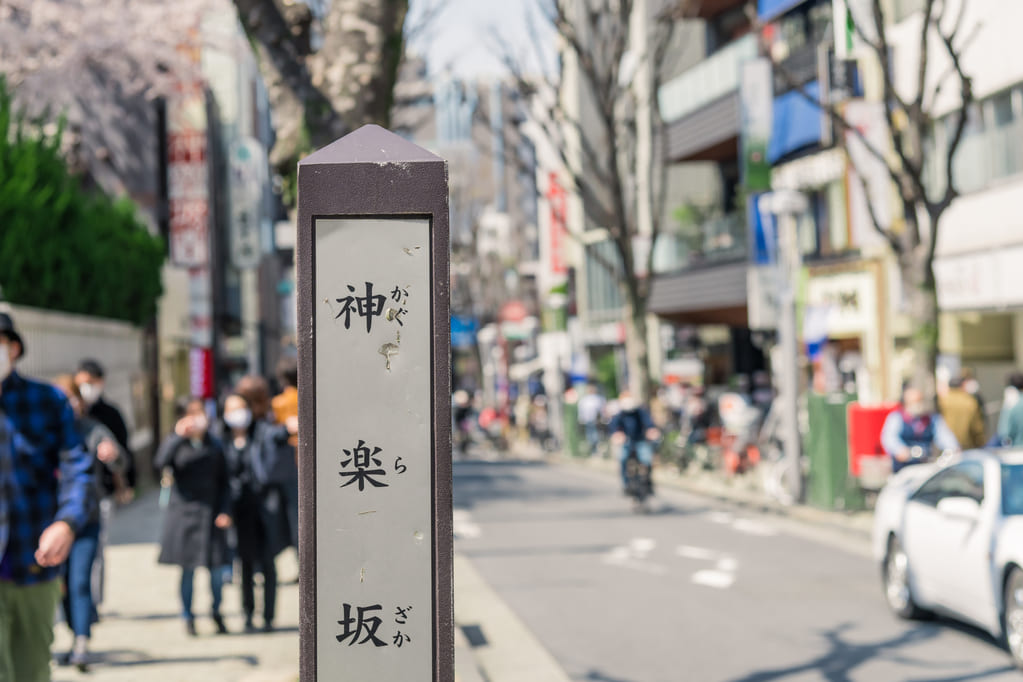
806, 270, 878, 335
314, 217, 432, 677
230, 137, 267, 269
936, 245, 1023, 310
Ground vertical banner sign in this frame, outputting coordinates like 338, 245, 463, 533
167, 81, 209, 268
739, 59, 773, 194
297, 126, 453, 681
547, 172, 568, 276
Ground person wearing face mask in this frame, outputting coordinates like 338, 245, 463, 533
74, 360, 135, 500
881, 384, 960, 473
51, 375, 126, 671
608, 390, 661, 493
222, 390, 297, 633
154, 398, 233, 636
0, 312, 94, 682
939, 375, 987, 450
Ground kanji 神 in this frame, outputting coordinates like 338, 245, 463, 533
340, 440, 388, 491
336, 282, 386, 333
394, 605, 412, 624
337, 603, 387, 647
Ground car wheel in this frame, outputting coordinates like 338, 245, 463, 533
883, 536, 923, 619
1003, 567, 1023, 669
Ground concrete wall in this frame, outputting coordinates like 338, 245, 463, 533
2, 303, 150, 451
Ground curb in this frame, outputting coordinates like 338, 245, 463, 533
453, 554, 572, 682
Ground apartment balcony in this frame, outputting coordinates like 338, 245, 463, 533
652, 212, 747, 274
648, 212, 749, 325
658, 34, 758, 162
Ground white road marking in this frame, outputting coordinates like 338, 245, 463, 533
691, 569, 735, 589
705, 511, 734, 525
674, 545, 740, 589
732, 518, 778, 537
676, 545, 719, 561
630, 537, 656, 557
603, 538, 667, 575
716, 557, 738, 572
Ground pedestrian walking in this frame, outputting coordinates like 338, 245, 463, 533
940, 375, 987, 450
0, 312, 93, 682
155, 397, 233, 637
75, 359, 135, 498
222, 389, 295, 632
74, 359, 135, 614
577, 383, 605, 455
991, 373, 1023, 447
269, 360, 300, 551
52, 375, 127, 670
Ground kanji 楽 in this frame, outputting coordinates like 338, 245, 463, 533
340, 440, 388, 491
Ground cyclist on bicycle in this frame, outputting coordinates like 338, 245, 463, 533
881, 383, 959, 473
609, 390, 660, 493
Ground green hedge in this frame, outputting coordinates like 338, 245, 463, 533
0, 77, 164, 326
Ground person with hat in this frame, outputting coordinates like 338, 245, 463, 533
0, 312, 94, 681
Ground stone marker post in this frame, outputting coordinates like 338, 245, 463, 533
296, 125, 452, 681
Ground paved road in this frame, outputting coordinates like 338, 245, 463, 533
453, 456, 1020, 682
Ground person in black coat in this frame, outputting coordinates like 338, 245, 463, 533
221, 391, 296, 633
155, 398, 233, 636
75, 359, 136, 494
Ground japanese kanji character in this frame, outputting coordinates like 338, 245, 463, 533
337, 604, 387, 647
336, 282, 386, 333
340, 440, 388, 491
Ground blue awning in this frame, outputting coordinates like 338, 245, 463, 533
758, 0, 811, 22
768, 80, 822, 164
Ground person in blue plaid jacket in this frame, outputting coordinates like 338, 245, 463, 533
0, 312, 93, 682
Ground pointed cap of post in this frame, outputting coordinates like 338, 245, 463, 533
299, 124, 442, 167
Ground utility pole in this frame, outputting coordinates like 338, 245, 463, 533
762, 189, 808, 503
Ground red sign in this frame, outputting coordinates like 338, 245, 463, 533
547, 172, 567, 276
167, 101, 209, 268
189, 347, 214, 399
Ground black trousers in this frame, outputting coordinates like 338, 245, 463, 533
235, 495, 278, 625
241, 550, 276, 625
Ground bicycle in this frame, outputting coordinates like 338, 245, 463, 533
622, 440, 654, 513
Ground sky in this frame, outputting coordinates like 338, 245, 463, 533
406, 0, 555, 79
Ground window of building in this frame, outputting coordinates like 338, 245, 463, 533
585, 239, 625, 322
707, 6, 750, 54
892, 0, 925, 23
929, 83, 1023, 196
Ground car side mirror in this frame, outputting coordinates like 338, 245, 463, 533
937, 496, 981, 521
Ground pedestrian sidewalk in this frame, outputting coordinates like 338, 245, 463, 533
51, 491, 300, 682
511, 439, 873, 541
50, 491, 494, 682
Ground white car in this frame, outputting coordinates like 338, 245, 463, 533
872, 449, 1023, 669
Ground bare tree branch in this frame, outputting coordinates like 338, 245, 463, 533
930, 10, 975, 260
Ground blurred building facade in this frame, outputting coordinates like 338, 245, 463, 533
392, 56, 542, 406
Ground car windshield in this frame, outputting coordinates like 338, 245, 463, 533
1002, 464, 1023, 515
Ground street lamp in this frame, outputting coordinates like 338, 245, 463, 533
760, 189, 809, 503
